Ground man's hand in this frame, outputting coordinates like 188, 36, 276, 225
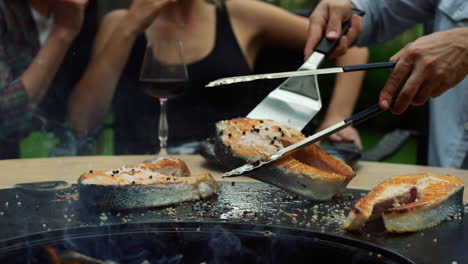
304, 0, 362, 59
380, 27, 468, 114
51, 0, 88, 42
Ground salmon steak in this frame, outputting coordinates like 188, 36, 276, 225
213, 118, 355, 200
78, 158, 219, 209
344, 173, 464, 233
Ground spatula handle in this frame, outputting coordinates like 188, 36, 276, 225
341, 61, 397, 72
314, 8, 365, 56
345, 104, 384, 126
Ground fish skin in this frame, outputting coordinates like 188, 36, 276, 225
214, 118, 355, 200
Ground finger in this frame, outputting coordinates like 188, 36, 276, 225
304, 9, 327, 59
390, 46, 407, 62
328, 134, 343, 142
412, 80, 434, 106
379, 57, 413, 111
329, 36, 348, 59
326, 5, 350, 40
333, 129, 362, 149
345, 15, 363, 45
354, 136, 362, 149
391, 66, 425, 114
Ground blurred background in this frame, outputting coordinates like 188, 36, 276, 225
19, 0, 426, 165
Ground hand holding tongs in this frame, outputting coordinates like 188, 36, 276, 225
206, 61, 397, 87
222, 103, 386, 178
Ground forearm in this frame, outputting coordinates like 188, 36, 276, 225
20, 28, 74, 104
68, 21, 139, 133
325, 47, 369, 119
351, 0, 436, 46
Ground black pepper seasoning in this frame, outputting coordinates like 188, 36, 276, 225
270, 140, 275, 144
278, 127, 282, 132
228, 133, 232, 138
131, 181, 136, 185
149, 176, 153, 179
242, 131, 246, 135
89, 170, 93, 173
260, 120, 264, 123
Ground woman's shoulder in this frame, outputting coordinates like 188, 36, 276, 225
225, 0, 299, 24
225, 0, 273, 19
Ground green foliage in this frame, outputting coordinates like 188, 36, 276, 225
20, 131, 59, 158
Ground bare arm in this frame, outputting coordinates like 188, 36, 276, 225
68, 0, 173, 133
318, 47, 368, 148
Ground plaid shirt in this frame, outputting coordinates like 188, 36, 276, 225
0, 0, 39, 138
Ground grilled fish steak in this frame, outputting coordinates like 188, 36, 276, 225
78, 158, 219, 209
214, 118, 355, 200
344, 173, 464, 233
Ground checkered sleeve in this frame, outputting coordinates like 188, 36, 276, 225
0, 41, 34, 137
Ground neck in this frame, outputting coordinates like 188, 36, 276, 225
30, 0, 50, 18
163, 0, 206, 28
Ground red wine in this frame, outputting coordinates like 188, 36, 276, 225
141, 78, 187, 98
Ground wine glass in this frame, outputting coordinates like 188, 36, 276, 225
140, 39, 189, 155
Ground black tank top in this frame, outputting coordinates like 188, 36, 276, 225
114, 7, 255, 154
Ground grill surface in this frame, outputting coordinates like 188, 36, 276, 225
0, 182, 466, 263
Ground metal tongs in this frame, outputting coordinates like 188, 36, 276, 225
222, 103, 385, 178
206, 62, 396, 87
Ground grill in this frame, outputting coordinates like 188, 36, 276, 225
0, 181, 466, 263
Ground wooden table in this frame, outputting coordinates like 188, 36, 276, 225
1, 155, 467, 202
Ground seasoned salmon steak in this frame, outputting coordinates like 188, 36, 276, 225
213, 118, 355, 200
78, 158, 219, 209
344, 173, 464, 233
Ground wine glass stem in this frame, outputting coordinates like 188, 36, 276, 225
158, 98, 168, 154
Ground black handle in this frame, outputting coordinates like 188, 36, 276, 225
314, 8, 365, 56
341, 61, 397, 72
345, 104, 384, 126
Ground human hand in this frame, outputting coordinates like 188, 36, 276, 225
379, 27, 468, 114
125, 0, 175, 34
51, 0, 88, 41
318, 116, 362, 149
304, 0, 362, 60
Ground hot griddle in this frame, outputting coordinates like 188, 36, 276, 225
0, 182, 466, 263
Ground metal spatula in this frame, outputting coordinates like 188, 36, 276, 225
228, 9, 364, 131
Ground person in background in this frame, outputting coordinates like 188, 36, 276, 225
0, 0, 90, 159
305, 0, 468, 168
68, 0, 368, 155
